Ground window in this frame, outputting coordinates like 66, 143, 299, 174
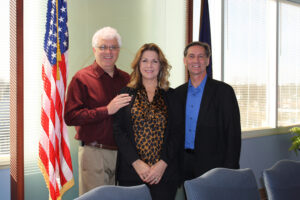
224, 0, 300, 133
0, 0, 10, 166
278, 1, 300, 126
195, 0, 300, 135
224, 0, 277, 131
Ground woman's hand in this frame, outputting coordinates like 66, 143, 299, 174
145, 160, 168, 185
132, 159, 151, 182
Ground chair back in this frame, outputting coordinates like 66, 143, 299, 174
263, 159, 300, 200
74, 184, 152, 200
184, 168, 260, 200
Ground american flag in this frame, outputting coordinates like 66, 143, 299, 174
38, 0, 74, 199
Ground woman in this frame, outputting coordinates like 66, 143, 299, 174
113, 43, 181, 200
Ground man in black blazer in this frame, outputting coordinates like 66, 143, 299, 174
174, 41, 241, 181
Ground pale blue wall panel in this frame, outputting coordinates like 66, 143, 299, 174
0, 168, 10, 200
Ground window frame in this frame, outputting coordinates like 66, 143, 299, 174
9, 0, 25, 199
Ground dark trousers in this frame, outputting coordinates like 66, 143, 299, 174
119, 180, 178, 200
183, 150, 198, 199
183, 150, 197, 181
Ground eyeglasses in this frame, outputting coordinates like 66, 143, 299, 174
97, 45, 120, 51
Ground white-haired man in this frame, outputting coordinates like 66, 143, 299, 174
64, 27, 131, 195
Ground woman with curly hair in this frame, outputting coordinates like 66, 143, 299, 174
113, 43, 181, 200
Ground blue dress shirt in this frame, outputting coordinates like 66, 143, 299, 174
185, 76, 207, 149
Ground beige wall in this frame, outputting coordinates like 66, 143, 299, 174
65, 1, 186, 198
68, 0, 186, 87
21, 0, 187, 199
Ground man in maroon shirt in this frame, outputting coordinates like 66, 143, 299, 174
64, 27, 131, 195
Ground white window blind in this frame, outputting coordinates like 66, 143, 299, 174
0, 0, 10, 166
278, 1, 300, 126
224, 0, 277, 131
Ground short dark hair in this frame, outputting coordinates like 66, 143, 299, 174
184, 41, 211, 57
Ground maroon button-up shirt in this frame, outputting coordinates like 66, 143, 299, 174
64, 61, 130, 146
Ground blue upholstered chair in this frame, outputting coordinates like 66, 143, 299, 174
184, 168, 260, 200
263, 159, 300, 200
74, 184, 152, 200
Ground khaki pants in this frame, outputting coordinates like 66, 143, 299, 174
78, 145, 117, 195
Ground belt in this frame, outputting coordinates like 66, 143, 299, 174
185, 148, 195, 154
84, 142, 118, 150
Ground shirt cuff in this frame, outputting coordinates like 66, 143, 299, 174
95, 106, 109, 118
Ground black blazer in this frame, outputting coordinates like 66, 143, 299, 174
113, 87, 181, 185
174, 77, 241, 178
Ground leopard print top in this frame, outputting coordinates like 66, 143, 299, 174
131, 87, 167, 166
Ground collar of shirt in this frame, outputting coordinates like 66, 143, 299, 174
139, 86, 161, 104
188, 75, 207, 94
92, 61, 119, 78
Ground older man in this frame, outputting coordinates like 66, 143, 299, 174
64, 27, 131, 195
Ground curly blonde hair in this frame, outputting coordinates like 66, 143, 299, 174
127, 43, 171, 91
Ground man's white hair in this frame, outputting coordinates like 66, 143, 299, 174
92, 27, 122, 48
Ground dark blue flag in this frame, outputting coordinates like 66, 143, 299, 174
199, 0, 212, 78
